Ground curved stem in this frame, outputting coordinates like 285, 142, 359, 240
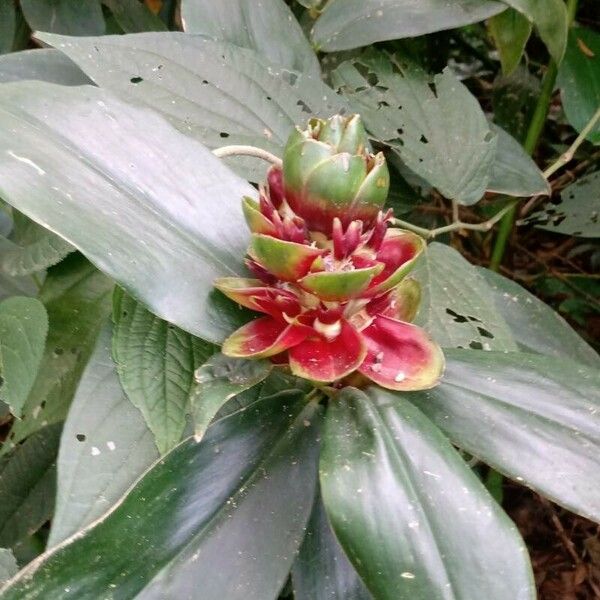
212, 145, 283, 168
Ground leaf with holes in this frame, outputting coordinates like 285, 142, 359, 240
190, 352, 272, 442
408, 349, 600, 522
48, 325, 159, 547
333, 53, 496, 205
0, 296, 48, 417
411, 243, 517, 351
37, 32, 345, 181
112, 288, 217, 455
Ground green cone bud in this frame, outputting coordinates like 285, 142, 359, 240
282, 114, 390, 233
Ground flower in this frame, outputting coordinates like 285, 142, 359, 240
282, 114, 390, 234
215, 115, 444, 391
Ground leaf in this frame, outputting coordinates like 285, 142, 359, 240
477, 267, 600, 368
488, 8, 532, 75
409, 349, 600, 522
112, 288, 217, 455
0, 0, 17, 55
0, 81, 257, 343
320, 386, 534, 600
0, 211, 74, 277
48, 324, 159, 547
180, 0, 319, 76
0, 272, 36, 302
311, 0, 505, 52
0, 297, 48, 417
501, 0, 568, 65
102, 0, 167, 32
487, 124, 550, 197
528, 170, 600, 238
0, 549, 17, 585
20, 0, 105, 35
412, 243, 517, 351
3, 255, 113, 451
0, 424, 61, 549
292, 489, 371, 600
558, 27, 600, 144
190, 352, 272, 442
0, 49, 91, 85
333, 54, 496, 205
2, 393, 321, 599
36, 32, 345, 182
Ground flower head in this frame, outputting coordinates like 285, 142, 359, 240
215, 115, 444, 391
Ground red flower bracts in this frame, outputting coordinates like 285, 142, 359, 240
215, 115, 444, 391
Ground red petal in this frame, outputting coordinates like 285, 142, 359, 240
359, 315, 444, 391
222, 316, 311, 358
289, 320, 366, 382
366, 229, 424, 295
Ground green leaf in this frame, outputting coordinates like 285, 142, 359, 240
501, 0, 568, 65
190, 353, 273, 442
333, 54, 496, 205
0, 49, 91, 85
112, 288, 217, 455
478, 267, 600, 367
0, 0, 17, 55
181, 0, 319, 76
311, 0, 504, 52
292, 490, 371, 600
412, 243, 517, 351
101, 0, 167, 32
48, 324, 159, 547
36, 32, 345, 182
0, 211, 74, 277
487, 124, 550, 197
529, 170, 600, 237
558, 27, 600, 144
0, 272, 36, 302
4, 255, 113, 451
0, 424, 61, 549
0, 81, 256, 343
488, 8, 532, 75
409, 349, 600, 522
0, 297, 48, 417
0, 549, 17, 585
320, 386, 534, 600
2, 393, 321, 599
20, 0, 105, 35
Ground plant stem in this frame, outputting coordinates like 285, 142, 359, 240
212, 145, 283, 167
489, 0, 579, 271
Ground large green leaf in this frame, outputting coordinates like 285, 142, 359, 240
112, 288, 217, 454
0, 81, 256, 343
333, 54, 496, 205
0, 424, 61, 549
488, 8, 532, 75
190, 352, 272, 442
487, 124, 550, 197
102, 0, 167, 33
0, 49, 90, 85
181, 0, 319, 76
412, 243, 517, 351
0, 550, 17, 585
502, 0, 568, 65
558, 27, 600, 144
3, 255, 113, 451
20, 0, 105, 35
48, 325, 158, 547
528, 170, 600, 237
0, 297, 48, 417
0, 212, 73, 277
478, 267, 600, 367
311, 0, 505, 52
0, 0, 17, 55
37, 32, 345, 181
409, 349, 600, 522
321, 387, 534, 600
2, 392, 321, 599
292, 490, 371, 600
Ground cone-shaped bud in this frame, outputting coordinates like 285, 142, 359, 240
283, 114, 390, 233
